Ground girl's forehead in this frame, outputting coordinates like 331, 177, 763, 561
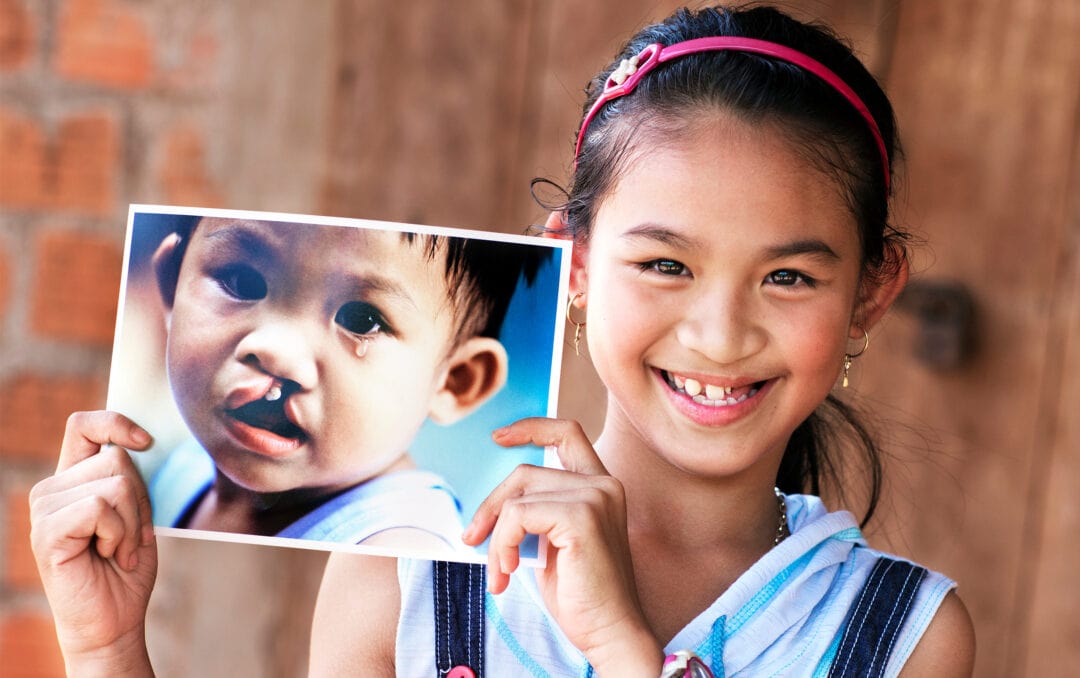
596, 120, 859, 249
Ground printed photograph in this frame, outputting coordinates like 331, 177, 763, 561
106, 206, 569, 564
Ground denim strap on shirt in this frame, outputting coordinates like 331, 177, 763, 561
433, 561, 486, 677
828, 556, 928, 678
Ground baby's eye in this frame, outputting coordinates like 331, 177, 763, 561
216, 264, 267, 300
334, 302, 387, 336
642, 259, 689, 276
766, 269, 816, 288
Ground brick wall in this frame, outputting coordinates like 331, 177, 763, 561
0, 1, 334, 674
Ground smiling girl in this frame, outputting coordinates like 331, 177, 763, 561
30, 5, 974, 677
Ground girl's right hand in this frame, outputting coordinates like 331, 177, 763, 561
29, 411, 158, 677
464, 417, 664, 678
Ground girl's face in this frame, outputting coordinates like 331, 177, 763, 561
579, 117, 870, 479
166, 220, 459, 494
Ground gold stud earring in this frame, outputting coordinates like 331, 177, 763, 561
842, 327, 870, 388
566, 292, 587, 356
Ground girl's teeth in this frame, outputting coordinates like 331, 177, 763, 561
684, 378, 702, 397
673, 375, 686, 389
705, 383, 724, 400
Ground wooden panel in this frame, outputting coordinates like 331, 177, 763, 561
320, 0, 537, 232
1024, 132, 1080, 675
856, 0, 1080, 675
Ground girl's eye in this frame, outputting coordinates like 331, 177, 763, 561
335, 302, 387, 336
216, 265, 267, 300
643, 259, 689, 276
767, 269, 815, 288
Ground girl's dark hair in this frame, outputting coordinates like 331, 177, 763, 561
542, 5, 909, 526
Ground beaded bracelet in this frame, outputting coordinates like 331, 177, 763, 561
660, 650, 715, 678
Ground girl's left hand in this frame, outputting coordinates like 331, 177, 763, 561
463, 417, 663, 677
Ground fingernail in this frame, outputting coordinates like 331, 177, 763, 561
130, 426, 151, 446
492, 426, 510, 438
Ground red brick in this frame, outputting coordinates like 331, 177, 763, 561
54, 0, 152, 89
0, 373, 106, 462
0, 108, 49, 210
4, 487, 41, 591
30, 229, 121, 345
53, 113, 119, 215
0, 242, 10, 325
0, 108, 119, 216
0, 610, 66, 678
0, 0, 34, 71
159, 123, 224, 207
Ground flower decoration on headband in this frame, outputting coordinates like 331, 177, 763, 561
609, 54, 643, 86
575, 37, 891, 192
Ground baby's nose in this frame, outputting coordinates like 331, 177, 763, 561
233, 321, 319, 389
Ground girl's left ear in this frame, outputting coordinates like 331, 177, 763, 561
427, 337, 510, 425
852, 244, 910, 337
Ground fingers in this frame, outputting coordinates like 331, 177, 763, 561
32, 487, 138, 572
464, 464, 570, 547
492, 417, 607, 476
58, 411, 153, 473
31, 435, 154, 573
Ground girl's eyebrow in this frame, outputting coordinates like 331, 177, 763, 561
621, 225, 841, 263
621, 224, 697, 249
763, 239, 841, 262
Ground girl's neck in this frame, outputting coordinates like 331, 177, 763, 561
594, 406, 784, 553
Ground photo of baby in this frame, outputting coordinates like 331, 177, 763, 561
106, 206, 568, 563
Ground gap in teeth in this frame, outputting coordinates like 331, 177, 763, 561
672, 374, 733, 399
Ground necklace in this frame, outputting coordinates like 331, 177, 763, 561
773, 487, 789, 545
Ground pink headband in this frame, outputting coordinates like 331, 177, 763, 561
575, 37, 891, 192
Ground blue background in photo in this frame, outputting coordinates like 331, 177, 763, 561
410, 249, 562, 558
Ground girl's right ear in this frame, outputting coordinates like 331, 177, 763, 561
151, 232, 184, 310
541, 211, 589, 295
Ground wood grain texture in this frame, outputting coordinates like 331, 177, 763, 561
1022, 86, 1080, 676
855, 0, 1080, 675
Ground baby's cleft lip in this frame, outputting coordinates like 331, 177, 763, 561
224, 378, 279, 410
223, 378, 308, 444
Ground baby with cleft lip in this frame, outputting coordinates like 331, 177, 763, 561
145, 216, 544, 553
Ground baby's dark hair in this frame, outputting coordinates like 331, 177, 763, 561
544, 5, 909, 525
154, 217, 549, 348
402, 232, 550, 345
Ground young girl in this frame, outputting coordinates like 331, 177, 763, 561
30, 5, 974, 677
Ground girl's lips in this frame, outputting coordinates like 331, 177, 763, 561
656, 368, 771, 426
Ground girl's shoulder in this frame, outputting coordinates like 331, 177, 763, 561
702, 493, 963, 677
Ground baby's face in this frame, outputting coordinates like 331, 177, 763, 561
166, 219, 459, 493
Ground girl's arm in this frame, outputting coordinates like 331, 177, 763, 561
29, 411, 158, 678
898, 591, 976, 677
308, 552, 399, 677
464, 418, 664, 678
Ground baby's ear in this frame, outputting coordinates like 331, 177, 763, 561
428, 337, 509, 425
151, 232, 184, 310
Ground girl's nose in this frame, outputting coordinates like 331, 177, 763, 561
233, 320, 319, 390
674, 289, 767, 365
